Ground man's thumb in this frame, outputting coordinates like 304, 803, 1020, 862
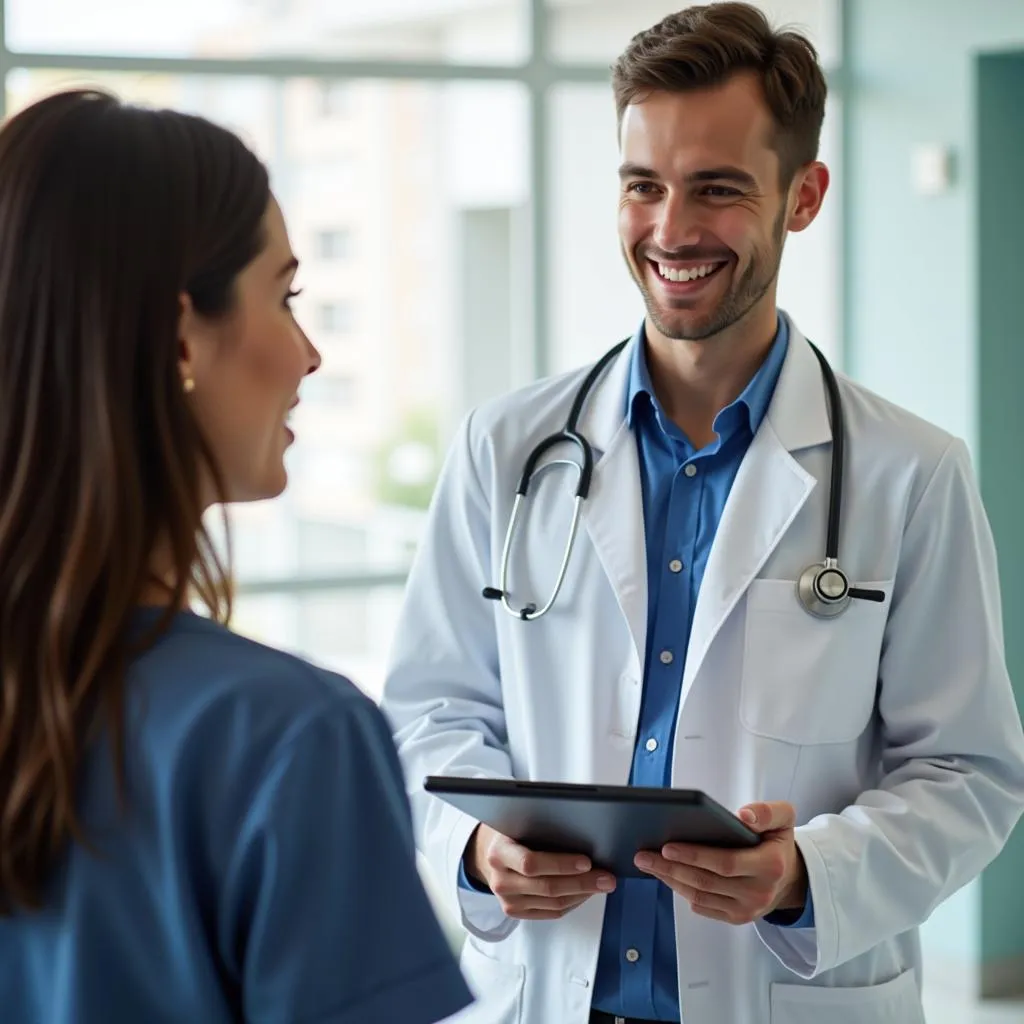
739, 801, 796, 833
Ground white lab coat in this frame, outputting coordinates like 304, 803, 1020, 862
382, 317, 1024, 1024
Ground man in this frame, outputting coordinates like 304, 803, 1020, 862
382, 5, 1024, 1023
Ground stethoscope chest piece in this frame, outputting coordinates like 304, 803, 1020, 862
797, 559, 887, 617
797, 560, 851, 618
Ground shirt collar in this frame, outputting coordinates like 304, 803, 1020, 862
625, 314, 790, 441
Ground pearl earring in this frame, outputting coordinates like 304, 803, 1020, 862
183, 377, 195, 394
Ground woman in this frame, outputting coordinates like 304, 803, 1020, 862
0, 89, 472, 1024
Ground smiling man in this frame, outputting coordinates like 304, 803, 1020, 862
382, 5, 1024, 1023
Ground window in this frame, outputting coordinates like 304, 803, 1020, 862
4, 66, 530, 702
0, 0, 844, 706
317, 302, 353, 334
302, 373, 357, 405
316, 228, 351, 261
1, 0, 844, 951
4, 0, 529, 64
317, 81, 351, 119
547, 0, 841, 69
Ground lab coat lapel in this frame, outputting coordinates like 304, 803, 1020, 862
680, 325, 833, 703
573, 337, 648, 672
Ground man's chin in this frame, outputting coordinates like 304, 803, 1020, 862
649, 308, 724, 343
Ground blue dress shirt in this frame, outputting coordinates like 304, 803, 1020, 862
592, 316, 812, 1020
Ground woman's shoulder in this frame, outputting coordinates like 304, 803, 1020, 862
127, 609, 382, 777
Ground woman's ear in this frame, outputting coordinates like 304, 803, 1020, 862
178, 292, 202, 394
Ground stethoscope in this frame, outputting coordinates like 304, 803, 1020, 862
483, 337, 886, 621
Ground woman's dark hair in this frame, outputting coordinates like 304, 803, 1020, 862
0, 89, 270, 912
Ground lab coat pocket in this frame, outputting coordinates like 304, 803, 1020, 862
741, 578, 891, 744
770, 968, 925, 1024
453, 939, 525, 1024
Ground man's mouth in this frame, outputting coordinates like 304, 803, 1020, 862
656, 260, 726, 282
647, 257, 729, 292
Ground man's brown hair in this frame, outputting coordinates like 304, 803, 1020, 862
611, 2, 827, 185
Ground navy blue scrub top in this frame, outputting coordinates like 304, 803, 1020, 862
0, 609, 472, 1024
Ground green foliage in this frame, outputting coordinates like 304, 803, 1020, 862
374, 408, 441, 510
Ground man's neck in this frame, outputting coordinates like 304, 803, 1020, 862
643, 305, 779, 447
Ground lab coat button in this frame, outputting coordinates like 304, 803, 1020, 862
684, 464, 697, 477
659, 650, 674, 665
625, 948, 640, 963
669, 559, 683, 573
645, 737, 658, 752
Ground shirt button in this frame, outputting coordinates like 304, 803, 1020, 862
684, 464, 697, 477
660, 649, 674, 665
625, 948, 640, 963
669, 559, 683, 573
645, 737, 658, 752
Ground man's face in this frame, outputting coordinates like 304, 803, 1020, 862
618, 72, 811, 342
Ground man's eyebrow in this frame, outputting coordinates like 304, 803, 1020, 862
617, 163, 758, 189
686, 167, 758, 188
618, 162, 659, 180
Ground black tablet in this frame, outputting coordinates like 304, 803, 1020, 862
424, 776, 760, 878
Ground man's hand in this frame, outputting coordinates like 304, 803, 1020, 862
465, 824, 617, 921
633, 801, 808, 925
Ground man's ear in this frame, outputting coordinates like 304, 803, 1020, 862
787, 162, 829, 234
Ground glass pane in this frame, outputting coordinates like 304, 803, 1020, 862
548, 83, 638, 374
548, 83, 842, 373
6, 69, 530, 581
776, 94, 841, 365
547, 0, 840, 69
6, 0, 528, 64
231, 587, 405, 700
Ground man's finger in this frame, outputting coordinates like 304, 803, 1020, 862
498, 840, 592, 877
635, 863, 745, 915
511, 903, 589, 921
738, 801, 796, 833
636, 854, 745, 897
507, 892, 593, 914
517, 869, 615, 899
655, 844, 750, 878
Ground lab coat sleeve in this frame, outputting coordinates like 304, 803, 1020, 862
381, 409, 518, 943
755, 437, 1024, 977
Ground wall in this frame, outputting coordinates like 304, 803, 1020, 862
845, 0, 1024, 452
845, 0, 1024, 995
976, 49, 1024, 985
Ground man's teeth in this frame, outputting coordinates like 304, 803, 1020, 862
657, 262, 719, 282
